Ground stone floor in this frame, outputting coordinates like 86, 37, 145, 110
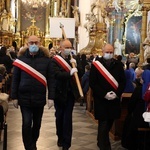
0, 102, 126, 150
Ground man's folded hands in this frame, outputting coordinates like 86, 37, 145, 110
104, 91, 117, 100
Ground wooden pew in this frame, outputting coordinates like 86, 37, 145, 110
0, 90, 9, 150
110, 93, 132, 140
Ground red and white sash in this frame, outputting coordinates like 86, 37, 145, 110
13, 59, 47, 87
53, 55, 72, 72
93, 61, 118, 90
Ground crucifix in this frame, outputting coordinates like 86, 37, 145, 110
31, 19, 36, 26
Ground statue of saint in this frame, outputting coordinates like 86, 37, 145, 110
91, 0, 106, 23
1, 9, 10, 31
9, 16, 16, 32
104, 17, 110, 29
143, 31, 150, 62
114, 39, 122, 56
112, 0, 121, 12
84, 13, 97, 33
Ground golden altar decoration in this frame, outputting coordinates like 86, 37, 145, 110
20, 19, 45, 46
0, 31, 13, 47
91, 23, 107, 56
79, 0, 108, 56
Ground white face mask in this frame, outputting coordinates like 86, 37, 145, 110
64, 49, 71, 56
103, 53, 113, 60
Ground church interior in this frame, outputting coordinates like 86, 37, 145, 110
0, 0, 149, 62
0, 0, 150, 150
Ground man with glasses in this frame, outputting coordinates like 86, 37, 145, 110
89, 44, 126, 150
11, 35, 55, 150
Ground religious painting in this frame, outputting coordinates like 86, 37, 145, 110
124, 13, 142, 55
20, 1, 46, 32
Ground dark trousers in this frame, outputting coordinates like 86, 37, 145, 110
20, 106, 44, 150
97, 119, 114, 150
54, 93, 75, 149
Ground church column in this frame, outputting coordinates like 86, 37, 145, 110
105, 4, 114, 44
107, 9, 115, 44
140, 0, 150, 62
61, 0, 67, 17
6, 0, 10, 12
57, 0, 61, 15
114, 12, 123, 41
16, 0, 21, 33
46, 3, 50, 36
108, 18, 115, 44
67, 0, 71, 17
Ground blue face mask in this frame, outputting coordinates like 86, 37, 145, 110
103, 53, 113, 60
29, 45, 39, 53
64, 49, 71, 56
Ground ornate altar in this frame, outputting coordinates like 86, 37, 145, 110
91, 23, 107, 56
0, 31, 14, 47
0, 8, 15, 47
19, 19, 45, 46
13, 19, 52, 49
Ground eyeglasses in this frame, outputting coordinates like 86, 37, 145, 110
65, 47, 73, 49
105, 52, 113, 54
28, 41, 39, 45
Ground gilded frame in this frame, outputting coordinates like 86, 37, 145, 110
123, 11, 142, 55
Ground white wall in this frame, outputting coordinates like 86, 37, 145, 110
78, 0, 94, 52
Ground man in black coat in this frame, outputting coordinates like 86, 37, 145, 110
89, 44, 126, 150
51, 39, 81, 150
11, 35, 55, 150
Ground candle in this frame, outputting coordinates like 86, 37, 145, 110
54, 1, 57, 17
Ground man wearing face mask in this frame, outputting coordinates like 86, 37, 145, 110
51, 39, 82, 150
11, 35, 55, 150
89, 44, 126, 150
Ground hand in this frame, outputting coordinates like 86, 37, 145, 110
70, 58, 77, 66
142, 112, 150, 122
70, 68, 78, 76
13, 99, 18, 109
105, 91, 117, 100
48, 99, 54, 109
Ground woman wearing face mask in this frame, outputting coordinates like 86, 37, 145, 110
11, 35, 55, 150
89, 44, 126, 150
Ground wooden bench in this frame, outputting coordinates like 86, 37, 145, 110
0, 101, 8, 150
0, 92, 9, 150
121, 93, 132, 100
110, 93, 132, 140
137, 127, 150, 149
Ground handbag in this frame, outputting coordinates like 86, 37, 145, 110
143, 83, 150, 102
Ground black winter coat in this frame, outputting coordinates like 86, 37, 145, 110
51, 54, 81, 106
89, 57, 126, 120
11, 47, 55, 107
81, 71, 90, 95
121, 84, 150, 149
0, 55, 13, 74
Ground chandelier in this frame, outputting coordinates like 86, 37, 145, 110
21, 0, 49, 8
